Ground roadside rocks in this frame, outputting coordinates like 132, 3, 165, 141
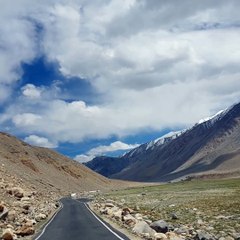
150, 220, 169, 233
92, 199, 186, 240
0, 168, 59, 240
133, 221, 156, 237
1, 228, 16, 240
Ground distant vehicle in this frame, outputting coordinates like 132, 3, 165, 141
71, 193, 77, 199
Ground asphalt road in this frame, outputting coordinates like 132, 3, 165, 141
35, 198, 130, 240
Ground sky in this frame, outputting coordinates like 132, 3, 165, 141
0, 0, 240, 162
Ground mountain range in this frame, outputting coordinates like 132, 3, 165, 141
86, 102, 240, 182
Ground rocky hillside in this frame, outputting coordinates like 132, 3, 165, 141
0, 132, 120, 194
0, 164, 59, 239
0, 132, 128, 239
86, 102, 240, 182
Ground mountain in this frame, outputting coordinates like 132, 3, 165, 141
0, 132, 122, 195
86, 102, 240, 182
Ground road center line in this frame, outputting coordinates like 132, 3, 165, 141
84, 203, 126, 240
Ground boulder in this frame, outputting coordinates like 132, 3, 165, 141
36, 213, 47, 222
194, 230, 215, 240
7, 210, 16, 221
105, 203, 115, 208
112, 209, 122, 221
123, 214, 137, 227
0, 203, 4, 212
122, 207, 134, 215
154, 233, 168, 240
134, 213, 143, 221
16, 225, 35, 236
0, 207, 9, 220
150, 220, 169, 233
166, 232, 184, 240
7, 187, 25, 199
133, 221, 156, 237
1, 228, 16, 240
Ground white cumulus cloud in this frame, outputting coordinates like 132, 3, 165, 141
24, 135, 57, 148
74, 141, 139, 163
22, 84, 42, 98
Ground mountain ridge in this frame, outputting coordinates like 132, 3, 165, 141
86, 102, 240, 181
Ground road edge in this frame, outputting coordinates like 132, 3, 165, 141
33, 200, 63, 240
86, 202, 141, 240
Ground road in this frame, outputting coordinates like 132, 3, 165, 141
35, 198, 130, 240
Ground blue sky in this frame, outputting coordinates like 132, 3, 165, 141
0, 1, 240, 162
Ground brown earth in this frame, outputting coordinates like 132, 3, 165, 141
0, 132, 136, 239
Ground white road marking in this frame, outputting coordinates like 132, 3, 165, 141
84, 202, 126, 240
35, 202, 63, 240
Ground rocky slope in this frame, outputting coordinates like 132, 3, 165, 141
86, 102, 240, 182
0, 132, 127, 239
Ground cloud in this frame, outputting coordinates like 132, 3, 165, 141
74, 154, 93, 163
0, 1, 240, 147
88, 141, 140, 155
24, 134, 57, 148
22, 84, 42, 98
74, 141, 139, 163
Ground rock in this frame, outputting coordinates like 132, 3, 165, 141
36, 213, 47, 222
150, 220, 169, 233
16, 225, 35, 236
171, 213, 178, 220
0, 207, 9, 220
135, 213, 143, 221
166, 232, 184, 240
100, 208, 108, 214
21, 197, 30, 202
194, 230, 215, 240
112, 209, 122, 221
0, 203, 4, 212
25, 219, 36, 227
154, 232, 168, 240
7, 210, 16, 221
1, 228, 15, 240
105, 203, 115, 208
123, 214, 137, 227
132, 221, 156, 237
11, 187, 25, 198
122, 207, 134, 215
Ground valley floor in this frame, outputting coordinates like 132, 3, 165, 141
92, 178, 240, 239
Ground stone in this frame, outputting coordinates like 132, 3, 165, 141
123, 214, 137, 227
171, 213, 178, 220
1, 228, 15, 240
194, 230, 215, 240
150, 220, 169, 233
12, 187, 25, 198
7, 210, 16, 221
132, 221, 156, 237
105, 203, 115, 208
135, 213, 143, 221
0, 203, 4, 212
112, 209, 122, 221
166, 232, 184, 240
122, 207, 134, 215
0, 207, 9, 220
36, 213, 47, 222
16, 225, 35, 236
154, 232, 168, 240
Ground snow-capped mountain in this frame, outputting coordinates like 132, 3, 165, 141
86, 102, 240, 181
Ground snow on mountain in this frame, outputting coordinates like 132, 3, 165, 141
146, 130, 186, 150
124, 103, 237, 159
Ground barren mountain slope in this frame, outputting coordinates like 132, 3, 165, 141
112, 103, 240, 181
87, 102, 240, 182
0, 132, 121, 195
